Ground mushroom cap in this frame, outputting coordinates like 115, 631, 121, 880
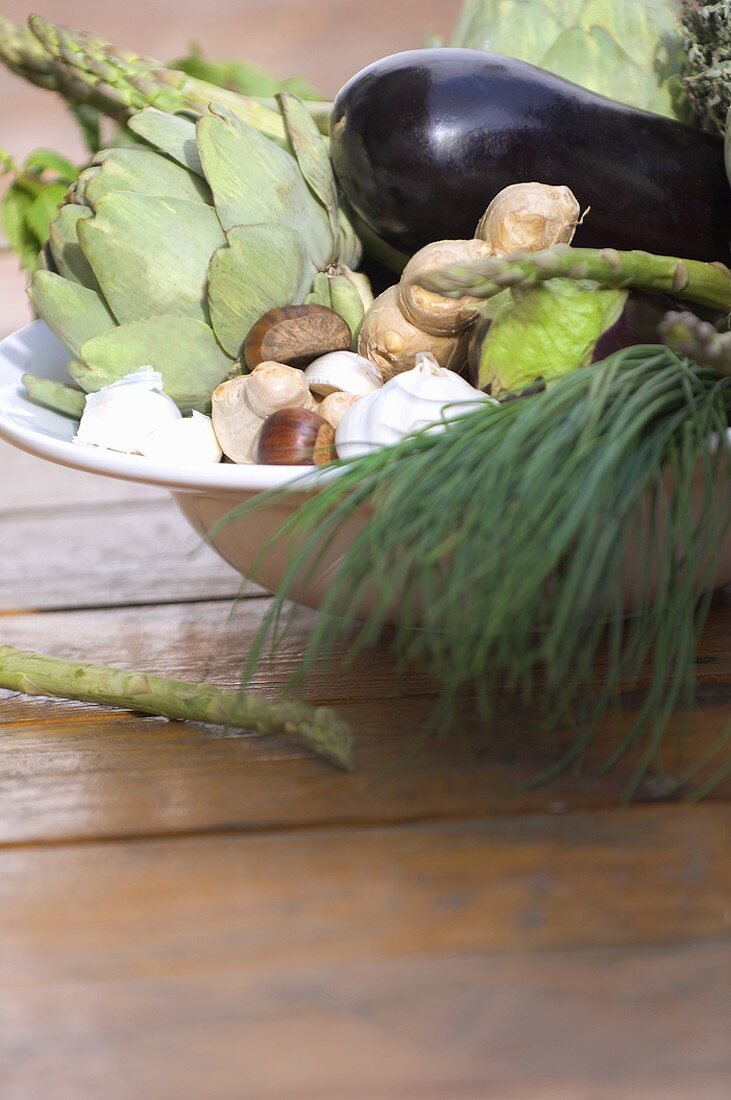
399, 239, 492, 336
357, 285, 467, 381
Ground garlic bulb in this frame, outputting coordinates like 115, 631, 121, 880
73, 367, 181, 454
304, 351, 382, 396
141, 411, 222, 465
336, 352, 494, 460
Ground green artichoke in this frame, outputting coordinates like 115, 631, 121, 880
29, 97, 364, 414
451, 0, 688, 120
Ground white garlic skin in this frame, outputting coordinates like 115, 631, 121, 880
304, 351, 382, 397
74, 367, 181, 454
336, 352, 494, 460
141, 411, 222, 465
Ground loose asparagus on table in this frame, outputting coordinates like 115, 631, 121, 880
0, 646, 355, 771
421, 244, 731, 315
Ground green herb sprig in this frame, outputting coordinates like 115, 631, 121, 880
1, 147, 78, 273
230, 346, 731, 799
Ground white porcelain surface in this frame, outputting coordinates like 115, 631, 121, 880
2, 320, 731, 620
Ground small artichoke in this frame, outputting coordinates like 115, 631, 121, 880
29, 97, 364, 414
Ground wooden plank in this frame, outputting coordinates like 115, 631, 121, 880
0, 438, 165, 510
0, 598, 729, 844
0, 498, 246, 610
0, 939, 728, 1100
0, 806, 727, 982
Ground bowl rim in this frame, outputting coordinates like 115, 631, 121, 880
0, 320, 333, 495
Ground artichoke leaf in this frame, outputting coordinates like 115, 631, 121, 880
335, 206, 364, 271
77, 193, 225, 326
451, 0, 685, 120
22, 374, 86, 420
83, 148, 211, 208
48, 206, 101, 291
208, 223, 315, 358
279, 92, 339, 256
128, 108, 204, 176
328, 273, 369, 348
29, 270, 115, 358
76, 315, 236, 414
196, 105, 333, 271
304, 271, 333, 308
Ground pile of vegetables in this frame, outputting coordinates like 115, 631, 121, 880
1, 1, 731, 793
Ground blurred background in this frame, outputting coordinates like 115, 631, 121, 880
0, 0, 462, 335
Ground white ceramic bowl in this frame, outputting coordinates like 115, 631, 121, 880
2, 320, 731, 620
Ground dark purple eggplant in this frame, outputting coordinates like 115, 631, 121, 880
330, 49, 731, 263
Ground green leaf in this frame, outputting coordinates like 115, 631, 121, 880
22, 374, 86, 419
77, 193, 225, 325
208, 223, 314, 358
128, 109, 204, 176
450, 0, 685, 119
23, 148, 78, 183
25, 183, 68, 244
77, 315, 235, 413
475, 280, 628, 392
279, 93, 338, 251
48, 205, 100, 291
1, 184, 40, 272
304, 271, 333, 308
171, 44, 322, 100
196, 105, 333, 270
83, 148, 211, 209
29, 271, 115, 357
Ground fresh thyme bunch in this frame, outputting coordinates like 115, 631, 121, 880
237, 346, 731, 799
680, 0, 731, 133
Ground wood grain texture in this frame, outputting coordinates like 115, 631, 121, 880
1, 3, 729, 1096
0, 809, 727, 1097
0, 598, 730, 844
1, 941, 727, 1100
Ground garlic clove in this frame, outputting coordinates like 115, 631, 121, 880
73, 367, 181, 454
211, 376, 262, 464
141, 411, 222, 465
335, 353, 494, 460
246, 360, 313, 418
318, 391, 362, 429
304, 350, 382, 397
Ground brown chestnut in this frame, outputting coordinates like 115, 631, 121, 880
244, 305, 352, 370
255, 407, 337, 466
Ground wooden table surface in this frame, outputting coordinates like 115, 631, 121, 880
1, 3, 730, 1097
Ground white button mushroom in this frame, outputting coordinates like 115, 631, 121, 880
211, 361, 317, 464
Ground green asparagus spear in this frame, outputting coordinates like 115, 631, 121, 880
421, 244, 731, 314
660, 309, 731, 372
1, 16, 289, 143
0, 645, 355, 771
